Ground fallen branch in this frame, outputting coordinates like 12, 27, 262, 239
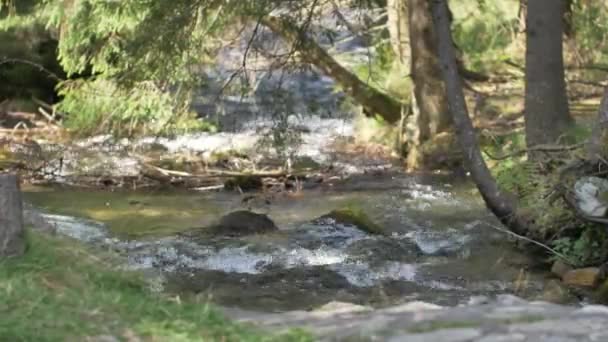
142, 163, 290, 179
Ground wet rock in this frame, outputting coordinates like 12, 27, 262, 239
345, 238, 421, 264
222, 296, 608, 341
318, 208, 385, 235
314, 301, 371, 313
169, 266, 364, 311
467, 296, 490, 306
541, 279, 576, 304
562, 267, 600, 287
574, 177, 608, 217
495, 294, 527, 306
210, 210, 278, 237
551, 260, 573, 278
388, 328, 482, 342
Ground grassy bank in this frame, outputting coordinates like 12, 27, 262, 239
0, 232, 310, 342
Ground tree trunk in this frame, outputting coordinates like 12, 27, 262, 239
387, 0, 408, 64
0, 173, 25, 258
261, 16, 402, 124
405, 0, 452, 169
431, 0, 529, 237
517, 0, 527, 35
524, 0, 573, 157
563, 0, 574, 38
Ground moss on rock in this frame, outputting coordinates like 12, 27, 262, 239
321, 207, 385, 235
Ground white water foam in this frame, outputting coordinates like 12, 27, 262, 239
331, 261, 417, 287
42, 214, 108, 243
43, 212, 434, 288
400, 229, 472, 255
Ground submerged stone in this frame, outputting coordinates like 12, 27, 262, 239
345, 238, 421, 264
551, 260, 573, 279
210, 210, 278, 237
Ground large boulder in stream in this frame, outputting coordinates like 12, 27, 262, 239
210, 210, 278, 237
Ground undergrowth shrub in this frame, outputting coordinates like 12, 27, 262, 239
58, 79, 214, 137
484, 125, 608, 266
452, 0, 520, 72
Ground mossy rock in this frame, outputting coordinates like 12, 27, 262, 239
209, 210, 278, 237
320, 208, 385, 235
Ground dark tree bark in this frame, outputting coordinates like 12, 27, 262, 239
0, 173, 25, 258
431, 0, 529, 236
261, 16, 403, 124
563, 0, 575, 38
524, 0, 573, 157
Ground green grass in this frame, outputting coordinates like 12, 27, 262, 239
0, 232, 312, 342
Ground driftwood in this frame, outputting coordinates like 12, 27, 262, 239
0, 173, 25, 258
140, 163, 288, 180
139, 161, 313, 191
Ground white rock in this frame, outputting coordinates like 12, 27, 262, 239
574, 177, 608, 217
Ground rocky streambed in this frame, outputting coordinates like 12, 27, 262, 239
224, 296, 608, 341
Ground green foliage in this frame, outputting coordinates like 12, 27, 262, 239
255, 89, 304, 159
486, 131, 527, 192
353, 108, 399, 148
0, 232, 312, 341
485, 130, 576, 236
0, 2, 62, 100
352, 40, 395, 88
570, 1, 608, 65
57, 79, 214, 137
452, 0, 520, 72
552, 228, 607, 267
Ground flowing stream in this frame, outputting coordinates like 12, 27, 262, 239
23, 7, 553, 311
24, 173, 550, 312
